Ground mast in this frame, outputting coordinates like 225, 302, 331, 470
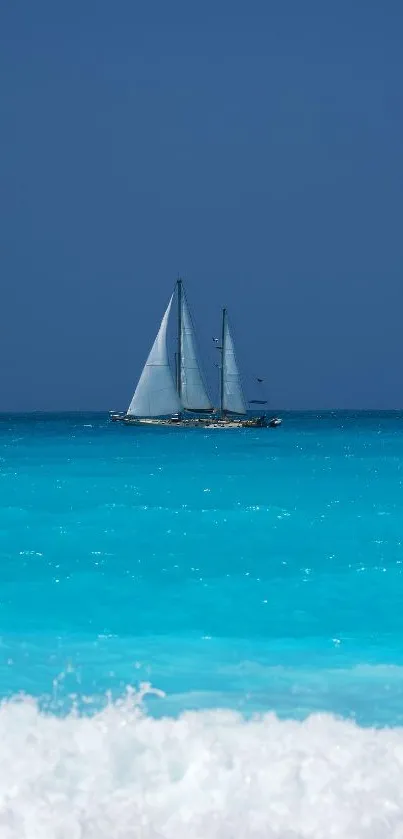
177, 277, 182, 400
220, 307, 226, 417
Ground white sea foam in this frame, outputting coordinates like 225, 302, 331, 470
0, 688, 403, 838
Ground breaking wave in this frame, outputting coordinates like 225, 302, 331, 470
1, 686, 403, 838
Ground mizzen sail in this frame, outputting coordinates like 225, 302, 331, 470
221, 310, 247, 415
127, 295, 181, 417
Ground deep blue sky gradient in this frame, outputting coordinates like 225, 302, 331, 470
1, 1, 402, 409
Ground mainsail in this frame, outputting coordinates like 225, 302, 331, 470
221, 309, 247, 415
180, 291, 212, 411
127, 295, 181, 417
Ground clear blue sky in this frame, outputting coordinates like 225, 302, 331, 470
1, 1, 402, 410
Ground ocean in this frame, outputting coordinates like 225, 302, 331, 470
1, 411, 403, 837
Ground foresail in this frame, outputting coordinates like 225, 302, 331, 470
180, 295, 212, 411
222, 317, 247, 415
127, 295, 181, 417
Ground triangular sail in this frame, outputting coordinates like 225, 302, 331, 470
222, 313, 247, 415
127, 295, 181, 417
180, 294, 212, 411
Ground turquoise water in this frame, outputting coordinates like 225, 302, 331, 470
1, 411, 403, 722
2, 412, 403, 836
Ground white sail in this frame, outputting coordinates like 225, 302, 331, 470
180, 295, 212, 411
127, 295, 181, 417
222, 314, 247, 415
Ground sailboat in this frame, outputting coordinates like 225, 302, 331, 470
111, 279, 281, 428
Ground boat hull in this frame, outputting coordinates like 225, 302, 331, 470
110, 414, 282, 429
